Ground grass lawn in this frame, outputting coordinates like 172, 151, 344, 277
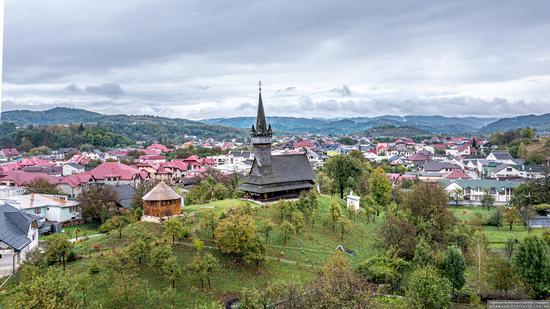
449, 206, 545, 249
39, 223, 101, 240
449, 205, 492, 222
187, 195, 382, 266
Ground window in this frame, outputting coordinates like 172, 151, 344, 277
34, 208, 40, 214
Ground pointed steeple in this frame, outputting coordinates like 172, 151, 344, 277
255, 80, 268, 133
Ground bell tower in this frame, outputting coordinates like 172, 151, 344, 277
251, 81, 272, 167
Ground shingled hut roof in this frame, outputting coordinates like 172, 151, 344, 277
142, 181, 181, 201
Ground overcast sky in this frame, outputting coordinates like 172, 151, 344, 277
2, 0, 550, 119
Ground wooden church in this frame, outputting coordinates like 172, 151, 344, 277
239, 83, 316, 201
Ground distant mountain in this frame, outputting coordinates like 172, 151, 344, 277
1, 107, 246, 140
204, 115, 497, 135
364, 125, 430, 138
479, 113, 550, 133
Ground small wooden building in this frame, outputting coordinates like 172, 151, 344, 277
141, 181, 183, 223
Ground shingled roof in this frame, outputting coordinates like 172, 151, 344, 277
142, 181, 181, 201
240, 153, 315, 194
0, 203, 35, 251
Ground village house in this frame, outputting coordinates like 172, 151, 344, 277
486, 150, 517, 165
89, 162, 146, 187
490, 164, 548, 179
0, 204, 39, 276
0, 148, 19, 159
62, 163, 85, 176
438, 179, 524, 205
0, 193, 80, 225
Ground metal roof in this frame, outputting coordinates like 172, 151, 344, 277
0, 203, 34, 251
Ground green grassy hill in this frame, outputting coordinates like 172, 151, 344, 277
1, 195, 381, 308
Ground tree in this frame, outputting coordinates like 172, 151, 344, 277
201, 209, 218, 239
245, 236, 266, 268
486, 207, 503, 230
324, 154, 363, 199
214, 211, 255, 258
161, 255, 181, 289
469, 231, 489, 295
328, 199, 342, 231
357, 255, 409, 292
187, 252, 219, 289
513, 236, 550, 299
402, 182, 456, 245
78, 186, 118, 224
450, 188, 464, 206
257, 219, 275, 244
44, 234, 74, 270
487, 255, 519, 297
101, 215, 128, 239
378, 210, 417, 259
280, 220, 296, 245
128, 237, 149, 266
6, 267, 75, 308
291, 211, 305, 233
338, 216, 352, 241
405, 267, 452, 309
481, 189, 495, 209
440, 246, 466, 299
503, 207, 520, 231
25, 178, 62, 195
164, 218, 186, 244
150, 245, 173, 270
369, 167, 392, 213
412, 237, 435, 268
310, 252, 374, 308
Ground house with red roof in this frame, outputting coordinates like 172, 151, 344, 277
89, 162, 145, 187
147, 143, 170, 153
293, 140, 315, 149
442, 169, 472, 180
1, 148, 20, 158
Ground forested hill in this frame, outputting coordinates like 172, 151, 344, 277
479, 113, 550, 133
1, 107, 247, 141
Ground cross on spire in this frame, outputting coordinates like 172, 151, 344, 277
259, 80, 262, 92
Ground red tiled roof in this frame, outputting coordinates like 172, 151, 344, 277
89, 162, 142, 180
443, 169, 472, 180
1, 148, 19, 157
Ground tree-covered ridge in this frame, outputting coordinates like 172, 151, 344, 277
1, 107, 247, 145
0, 121, 246, 151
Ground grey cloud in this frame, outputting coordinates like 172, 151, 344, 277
65, 84, 82, 92
330, 85, 352, 96
3, 0, 550, 117
84, 83, 124, 98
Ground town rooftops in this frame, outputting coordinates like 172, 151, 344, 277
0, 203, 35, 251
142, 181, 181, 201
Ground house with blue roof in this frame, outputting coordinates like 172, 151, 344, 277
0, 203, 39, 276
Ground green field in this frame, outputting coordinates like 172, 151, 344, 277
448, 206, 545, 248
39, 223, 101, 240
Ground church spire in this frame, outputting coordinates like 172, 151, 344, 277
255, 80, 268, 133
